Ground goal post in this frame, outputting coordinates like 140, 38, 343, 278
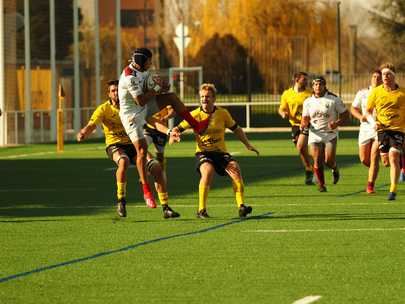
168, 66, 203, 102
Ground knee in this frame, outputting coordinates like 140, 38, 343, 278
361, 159, 370, 167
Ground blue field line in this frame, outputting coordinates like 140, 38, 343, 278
0, 212, 272, 284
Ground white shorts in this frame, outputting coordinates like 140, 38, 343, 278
119, 108, 147, 142
358, 127, 377, 146
308, 130, 338, 145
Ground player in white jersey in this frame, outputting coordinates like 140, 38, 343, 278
351, 69, 382, 193
119, 48, 209, 207
301, 76, 349, 192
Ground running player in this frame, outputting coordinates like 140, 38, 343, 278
301, 76, 349, 192
118, 48, 210, 208
351, 69, 382, 193
77, 80, 180, 218
279, 72, 313, 184
367, 63, 405, 200
172, 83, 259, 218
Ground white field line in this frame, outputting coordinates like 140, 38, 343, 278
246, 227, 405, 233
292, 295, 322, 304
0, 146, 104, 159
0, 187, 97, 192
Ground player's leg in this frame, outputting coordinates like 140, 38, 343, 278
325, 137, 339, 184
296, 131, 313, 185
156, 93, 210, 133
108, 146, 131, 217
400, 147, 405, 182
359, 141, 372, 167
225, 160, 252, 218
311, 143, 327, 191
197, 158, 215, 218
133, 138, 156, 208
146, 156, 180, 218
388, 147, 401, 200
367, 139, 380, 193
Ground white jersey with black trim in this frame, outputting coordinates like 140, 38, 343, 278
303, 91, 347, 134
352, 87, 376, 133
118, 64, 149, 114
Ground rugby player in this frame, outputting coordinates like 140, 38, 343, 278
351, 69, 382, 193
172, 83, 259, 219
367, 63, 405, 200
279, 72, 313, 184
301, 76, 349, 192
77, 80, 180, 218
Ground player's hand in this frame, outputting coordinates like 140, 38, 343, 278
246, 145, 259, 156
76, 132, 85, 142
280, 111, 288, 119
169, 128, 181, 144
328, 121, 338, 130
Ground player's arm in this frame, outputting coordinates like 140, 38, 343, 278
126, 75, 159, 107
350, 106, 366, 122
278, 93, 290, 119
77, 123, 97, 142
300, 100, 310, 130
146, 116, 180, 144
329, 110, 349, 129
366, 89, 376, 115
232, 127, 259, 155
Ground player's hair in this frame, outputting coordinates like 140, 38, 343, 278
107, 79, 119, 87
199, 83, 217, 97
311, 75, 326, 85
371, 69, 382, 76
131, 48, 152, 68
293, 72, 308, 82
379, 62, 395, 73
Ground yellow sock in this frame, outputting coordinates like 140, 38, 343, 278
232, 180, 244, 207
198, 185, 209, 211
390, 183, 398, 193
117, 182, 127, 200
157, 192, 169, 206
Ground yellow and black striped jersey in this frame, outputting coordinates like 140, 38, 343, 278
367, 85, 405, 132
178, 106, 237, 153
89, 100, 131, 147
280, 88, 312, 126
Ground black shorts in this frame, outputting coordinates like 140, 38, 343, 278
377, 130, 405, 153
106, 144, 136, 164
195, 151, 234, 176
144, 125, 168, 152
291, 126, 309, 145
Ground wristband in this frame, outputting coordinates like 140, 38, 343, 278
166, 128, 172, 136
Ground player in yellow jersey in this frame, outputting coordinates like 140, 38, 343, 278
279, 72, 313, 184
76, 80, 180, 218
173, 83, 259, 219
367, 63, 405, 200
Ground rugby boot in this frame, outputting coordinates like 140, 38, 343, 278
238, 204, 253, 218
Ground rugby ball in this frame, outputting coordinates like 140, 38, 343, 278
145, 72, 160, 92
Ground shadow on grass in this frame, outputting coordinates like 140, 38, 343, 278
0, 150, 360, 218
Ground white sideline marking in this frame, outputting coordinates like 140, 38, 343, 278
0, 187, 97, 192
0, 147, 104, 159
292, 295, 322, 304
246, 227, 405, 233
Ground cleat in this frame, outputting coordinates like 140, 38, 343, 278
238, 204, 253, 218
388, 192, 397, 201
305, 170, 315, 185
162, 205, 180, 219
332, 168, 340, 184
196, 209, 210, 219
318, 185, 327, 192
366, 186, 375, 194
194, 117, 211, 134
143, 191, 157, 208
117, 198, 127, 217
400, 171, 405, 183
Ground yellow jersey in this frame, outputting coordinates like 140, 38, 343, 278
89, 100, 131, 147
279, 88, 312, 126
178, 106, 237, 153
367, 85, 405, 132
146, 106, 170, 130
